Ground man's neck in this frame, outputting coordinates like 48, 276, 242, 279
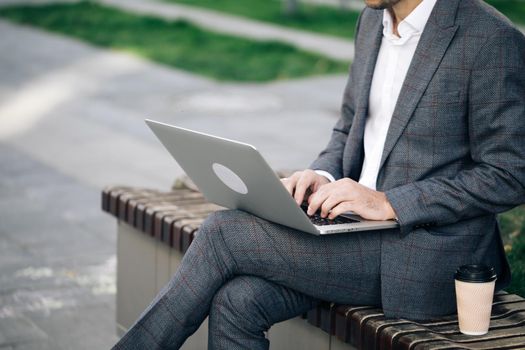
388, 0, 424, 37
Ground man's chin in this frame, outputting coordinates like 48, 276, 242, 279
364, 0, 400, 10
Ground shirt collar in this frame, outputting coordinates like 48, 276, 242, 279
382, 0, 437, 41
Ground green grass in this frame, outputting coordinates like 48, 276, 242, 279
0, 1, 348, 82
499, 206, 525, 245
166, 0, 359, 39
500, 205, 525, 297
166, 0, 525, 39
506, 233, 525, 297
486, 0, 525, 26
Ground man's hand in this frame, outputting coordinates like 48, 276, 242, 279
307, 178, 397, 221
281, 169, 330, 205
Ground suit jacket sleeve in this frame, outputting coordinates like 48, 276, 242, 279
385, 27, 525, 235
309, 13, 363, 180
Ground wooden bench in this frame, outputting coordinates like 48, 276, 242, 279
102, 184, 525, 349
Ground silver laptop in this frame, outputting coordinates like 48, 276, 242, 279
146, 119, 398, 235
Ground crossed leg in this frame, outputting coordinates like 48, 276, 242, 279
208, 275, 318, 350
113, 209, 383, 349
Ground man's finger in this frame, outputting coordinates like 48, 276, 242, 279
294, 175, 313, 205
307, 186, 331, 216
328, 201, 354, 220
281, 176, 297, 196
320, 195, 343, 218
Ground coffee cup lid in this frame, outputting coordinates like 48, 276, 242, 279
454, 264, 497, 283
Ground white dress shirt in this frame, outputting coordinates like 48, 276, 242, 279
317, 0, 437, 189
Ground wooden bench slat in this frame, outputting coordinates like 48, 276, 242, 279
145, 204, 183, 236
379, 312, 525, 350
108, 187, 134, 215
161, 215, 193, 247
363, 318, 409, 350
416, 335, 525, 349
136, 195, 206, 232
335, 305, 377, 344
155, 210, 194, 241
101, 186, 113, 212
351, 308, 384, 349
124, 191, 199, 225
360, 300, 525, 349
182, 224, 201, 253
174, 220, 202, 252
401, 327, 525, 350
117, 189, 159, 220
127, 196, 159, 228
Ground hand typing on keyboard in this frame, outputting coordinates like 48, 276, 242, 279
282, 170, 397, 222
307, 177, 397, 221
280, 169, 330, 206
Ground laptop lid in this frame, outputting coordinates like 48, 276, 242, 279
146, 119, 320, 235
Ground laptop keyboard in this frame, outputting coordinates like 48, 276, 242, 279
301, 205, 359, 226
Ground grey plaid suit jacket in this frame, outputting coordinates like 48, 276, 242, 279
311, 0, 525, 320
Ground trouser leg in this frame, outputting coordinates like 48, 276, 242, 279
113, 209, 383, 349
208, 275, 318, 350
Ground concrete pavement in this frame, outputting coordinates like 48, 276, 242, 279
0, 18, 347, 349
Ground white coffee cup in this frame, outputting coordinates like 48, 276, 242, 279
454, 264, 497, 335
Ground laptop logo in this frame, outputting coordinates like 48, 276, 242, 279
212, 163, 248, 194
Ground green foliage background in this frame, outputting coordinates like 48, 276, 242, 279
499, 206, 525, 296
167, 0, 360, 39
0, 1, 347, 82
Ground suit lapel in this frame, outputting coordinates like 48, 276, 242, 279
354, 10, 383, 116
345, 10, 383, 180
377, 0, 460, 173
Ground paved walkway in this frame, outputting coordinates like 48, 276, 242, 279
98, 0, 355, 61
0, 18, 346, 349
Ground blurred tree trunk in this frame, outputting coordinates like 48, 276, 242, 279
283, 0, 300, 16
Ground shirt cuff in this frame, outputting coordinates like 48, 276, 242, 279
314, 170, 336, 183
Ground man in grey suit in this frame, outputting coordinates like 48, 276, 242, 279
113, 0, 525, 349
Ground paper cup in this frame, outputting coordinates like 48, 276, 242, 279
454, 264, 497, 335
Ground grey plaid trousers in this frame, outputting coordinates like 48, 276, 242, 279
112, 209, 384, 349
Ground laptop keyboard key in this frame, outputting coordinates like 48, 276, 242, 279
300, 205, 358, 225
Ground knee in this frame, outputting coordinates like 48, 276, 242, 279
200, 209, 244, 231
198, 209, 252, 241
210, 276, 270, 332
